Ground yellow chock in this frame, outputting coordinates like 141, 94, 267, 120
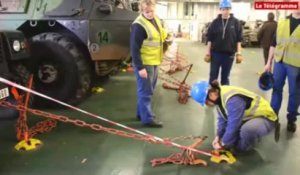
15, 138, 42, 151
91, 87, 105, 94
210, 150, 237, 164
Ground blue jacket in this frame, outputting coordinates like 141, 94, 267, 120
130, 23, 147, 71
217, 95, 252, 147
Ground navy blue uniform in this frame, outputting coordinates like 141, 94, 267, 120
207, 14, 242, 85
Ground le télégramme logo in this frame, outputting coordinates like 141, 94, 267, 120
255, 1, 299, 10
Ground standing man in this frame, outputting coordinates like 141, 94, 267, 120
265, 0, 300, 133
205, 0, 243, 85
130, 0, 167, 128
257, 12, 277, 65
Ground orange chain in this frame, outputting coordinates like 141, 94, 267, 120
0, 101, 184, 144
151, 136, 208, 167
0, 101, 211, 166
178, 84, 190, 104
159, 64, 192, 104
0, 101, 148, 141
16, 117, 57, 140
0, 100, 206, 144
160, 62, 191, 74
162, 46, 190, 75
159, 69, 191, 89
13, 75, 56, 141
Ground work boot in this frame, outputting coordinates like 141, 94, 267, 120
136, 115, 155, 121
143, 119, 163, 128
287, 122, 297, 133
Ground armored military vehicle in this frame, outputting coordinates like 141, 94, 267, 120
0, 31, 31, 119
0, 0, 138, 106
241, 20, 263, 47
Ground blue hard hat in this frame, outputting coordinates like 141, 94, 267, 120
219, 0, 232, 9
258, 72, 274, 91
191, 81, 209, 106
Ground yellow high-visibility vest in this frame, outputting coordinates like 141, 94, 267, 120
133, 15, 167, 65
274, 18, 300, 67
217, 86, 277, 122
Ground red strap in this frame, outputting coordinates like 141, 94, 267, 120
11, 87, 20, 100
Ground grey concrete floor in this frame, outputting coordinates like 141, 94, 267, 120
0, 41, 299, 175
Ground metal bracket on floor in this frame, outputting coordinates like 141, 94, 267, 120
15, 138, 42, 151
210, 150, 237, 164
160, 64, 193, 104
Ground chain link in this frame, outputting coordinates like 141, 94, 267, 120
151, 136, 208, 167
0, 100, 210, 166
0, 100, 207, 143
159, 63, 191, 104
28, 119, 57, 138
178, 84, 190, 104
162, 45, 190, 75
0, 101, 165, 144
159, 68, 191, 89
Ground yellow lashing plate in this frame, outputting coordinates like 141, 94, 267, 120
15, 138, 42, 151
91, 87, 105, 94
210, 150, 237, 164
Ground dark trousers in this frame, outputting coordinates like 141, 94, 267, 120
263, 47, 269, 65
209, 52, 234, 85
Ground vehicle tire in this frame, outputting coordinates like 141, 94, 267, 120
241, 37, 248, 47
11, 63, 34, 105
0, 98, 19, 120
29, 32, 91, 107
0, 63, 32, 120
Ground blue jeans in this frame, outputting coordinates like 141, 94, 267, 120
271, 62, 300, 122
237, 118, 274, 152
209, 52, 234, 85
134, 65, 158, 124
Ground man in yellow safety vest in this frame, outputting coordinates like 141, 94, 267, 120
265, 0, 300, 133
130, 0, 167, 128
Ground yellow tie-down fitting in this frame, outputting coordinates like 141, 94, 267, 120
15, 138, 42, 151
210, 150, 237, 164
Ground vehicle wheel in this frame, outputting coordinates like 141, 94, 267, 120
241, 38, 248, 47
0, 63, 32, 120
0, 98, 19, 120
11, 63, 34, 104
29, 33, 91, 107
